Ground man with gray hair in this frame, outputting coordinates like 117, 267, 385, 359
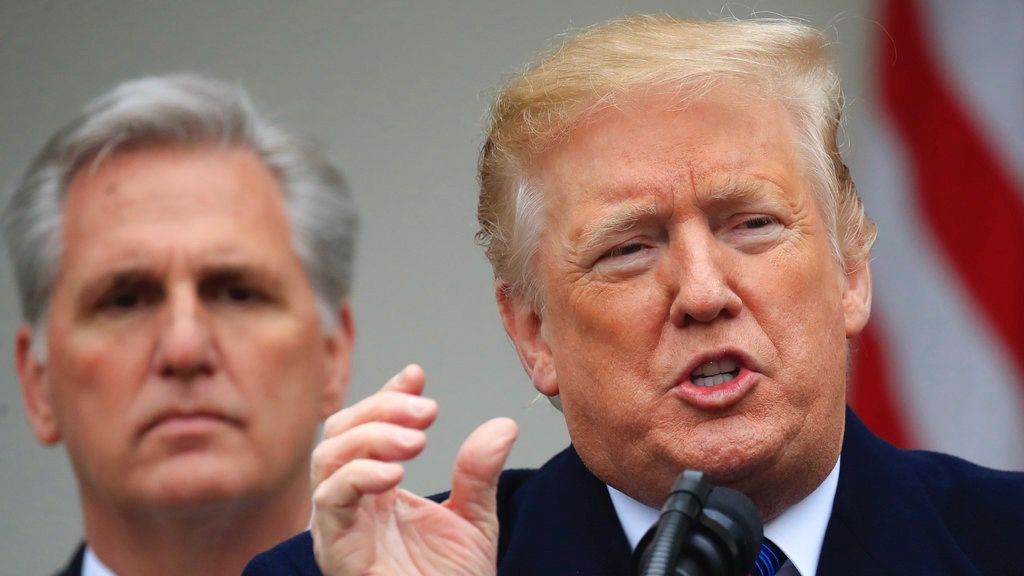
2, 74, 358, 575
248, 15, 1024, 576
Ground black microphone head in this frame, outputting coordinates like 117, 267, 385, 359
698, 486, 764, 575
635, 470, 713, 576
632, 473, 765, 576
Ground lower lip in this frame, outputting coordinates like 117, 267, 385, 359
146, 415, 233, 438
672, 367, 758, 410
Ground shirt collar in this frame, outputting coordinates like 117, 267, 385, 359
608, 457, 840, 576
83, 546, 117, 576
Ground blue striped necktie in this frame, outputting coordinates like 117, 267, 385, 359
752, 538, 787, 576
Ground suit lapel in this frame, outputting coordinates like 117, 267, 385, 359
817, 409, 980, 575
498, 446, 634, 576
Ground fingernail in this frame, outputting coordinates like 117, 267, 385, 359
398, 428, 422, 446
378, 462, 402, 479
407, 397, 434, 418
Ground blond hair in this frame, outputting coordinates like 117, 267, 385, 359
477, 15, 875, 308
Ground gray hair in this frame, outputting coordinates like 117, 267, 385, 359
1, 74, 358, 354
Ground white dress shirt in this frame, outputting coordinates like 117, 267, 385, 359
608, 458, 840, 576
82, 546, 116, 576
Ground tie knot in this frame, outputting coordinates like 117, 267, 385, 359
752, 538, 787, 576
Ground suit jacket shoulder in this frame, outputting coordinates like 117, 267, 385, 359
242, 531, 322, 576
818, 409, 1024, 575
54, 543, 85, 576
495, 446, 633, 575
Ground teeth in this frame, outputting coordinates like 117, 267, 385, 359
719, 357, 739, 373
690, 357, 741, 387
693, 373, 732, 387
693, 360, 719, 377
692, 357, 739, 377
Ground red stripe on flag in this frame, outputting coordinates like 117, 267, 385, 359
880, 0, 1024, 380
850, 323, 913, 447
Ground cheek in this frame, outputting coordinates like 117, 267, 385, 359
219, 316, 327, 406
549, 291, 668, 431
48, 326, 153, 411
557, 277, 668, 343
43, 329, 155, 476
752, 265, 849, 400
233, 322, 329, 465
549, 294, 664, 399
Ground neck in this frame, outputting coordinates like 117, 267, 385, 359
81, 477, 310, 576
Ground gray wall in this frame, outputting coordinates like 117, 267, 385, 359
0, 2, 872, 573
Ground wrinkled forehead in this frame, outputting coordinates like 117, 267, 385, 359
521, 75, 779, 154
530, 87, 807, 203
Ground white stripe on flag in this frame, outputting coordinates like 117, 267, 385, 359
921, 0, 1024, 194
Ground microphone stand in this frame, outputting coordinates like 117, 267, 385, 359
634, 470, 763, 576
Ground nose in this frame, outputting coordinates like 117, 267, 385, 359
667, 231, 742, 327
153, 286, 216, 381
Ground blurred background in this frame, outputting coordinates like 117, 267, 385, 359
1, 1, 1020, 573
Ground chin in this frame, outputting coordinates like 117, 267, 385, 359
696, 455, 771, 488
673, 428, 780, 485
154, 477, 247, 511
138, 457, 258, 512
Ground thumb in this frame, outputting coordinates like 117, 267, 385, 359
446, 417, 518, 538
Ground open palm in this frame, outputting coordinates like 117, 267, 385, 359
311, 365, 517, 576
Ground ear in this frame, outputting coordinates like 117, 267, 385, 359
842, 259, 872, 338
319, 300, 355, 419
15, 325, 61, 445
495, 281, 558, 397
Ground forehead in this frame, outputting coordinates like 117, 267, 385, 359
534, 87, 805, 209
59, 145, 299, 273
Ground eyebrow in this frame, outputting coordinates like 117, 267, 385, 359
76, 260, 285, 305
576, 201, 660, 255
83, 267, 157, 293
74, 267, 158, 311
700, 175, 787, 207
197, 264, 285, 292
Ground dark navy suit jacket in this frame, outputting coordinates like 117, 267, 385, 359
54, 544, 84, 576
244, 409, 1024, 575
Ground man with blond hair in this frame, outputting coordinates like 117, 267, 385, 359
3, 74, 357, 575
248, 16, 1024, 575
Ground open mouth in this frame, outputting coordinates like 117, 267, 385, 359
690, 356, 741, 387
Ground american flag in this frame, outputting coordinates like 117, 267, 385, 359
849, 0, 1024, 470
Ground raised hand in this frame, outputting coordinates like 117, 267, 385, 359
310, 364, 518, 575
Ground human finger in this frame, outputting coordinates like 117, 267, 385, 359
445, 417, 518, 538
313, 459, 404, 529
323, 389, 437, 439
311, 458, 404, 575
381, 363, 426, 393
312, 422, 426, 487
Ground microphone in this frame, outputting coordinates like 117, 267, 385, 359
634, 471, 763, 576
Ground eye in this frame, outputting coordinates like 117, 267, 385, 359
202, 280, 269, 305
722, 213, 785, 253
95, 284, 161, 314
225, 285, 258, 302
100, 291, 140, 310
728, 214, 783, 237
605, 242, 646, 259
592, 238, 659, 276
740, 215, 777, 229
